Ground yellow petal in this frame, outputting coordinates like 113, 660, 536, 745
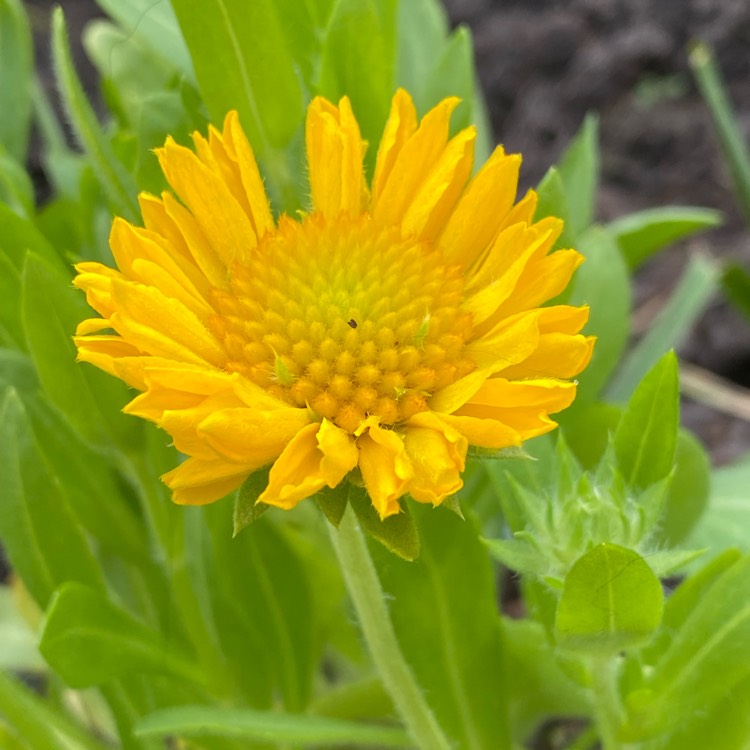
439, 146, 522, 267
403, 412, 467, 505
357, 424, 413, 519
437, 413, 521, 449
372, 96, 460, 227
498, 333, 596, 380
259, 422, 337, 509
372, 89, 418, 203
197, 406, 310, 464
109, 279, 225, 366
464, 309, 542, 371
163, 457, 252, 505
429, 368, 490, 414
401, 127, 476, 242
156, 136, 257, 267
306, 96, 366, 218
317, 418, 359, 486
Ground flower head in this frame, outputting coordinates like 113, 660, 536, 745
74, 90, 594, 519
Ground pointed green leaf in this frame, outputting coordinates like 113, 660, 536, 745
609, 206, 722, 270
0, 389, 105, 608
135, 705, 409, 747
567, 226, 631, 401
557, 114, 599, 236
0, 250, 24, 349
233, 467, 270, 536
555, 543, 663, 652
315, 482, 351, 528
0, 147, 34, 217
607, 255, 720, 402
350, 487, 420, 561
614, 351, 679, 490
535, 166, 575, 245
40, 582, 202, 688
0, 0, 33, 162
374, 504, 510, 749
21, 251, 137, 448
627, 554, 750, 737
0, 201, 62, 270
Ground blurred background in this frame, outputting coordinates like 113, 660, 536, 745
21, 0, 750, 463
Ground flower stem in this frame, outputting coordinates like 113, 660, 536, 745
329, 506, 453, 750
590, 656, 624, 750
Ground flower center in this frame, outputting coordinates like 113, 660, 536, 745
210, 214, 476, 433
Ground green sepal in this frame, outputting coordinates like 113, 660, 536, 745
315, 482, 351, 528
349, 487, 420, 561
555, 543, 663, 654
467, 444, 532, 461
232, 467, 270, 537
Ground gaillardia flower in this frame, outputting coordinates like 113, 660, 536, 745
74, 90, 594, 519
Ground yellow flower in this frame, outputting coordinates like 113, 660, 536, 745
74, 90, 594, 519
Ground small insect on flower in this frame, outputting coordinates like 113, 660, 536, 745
73, 90, 594, 519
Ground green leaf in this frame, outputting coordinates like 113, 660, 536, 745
0, 389, 105, 608
607, 254, 720, 402
94, 0, 195, 82
614, 351, 679, 490
171, 0, 305, 208
0, 250, 24, 349
232, 467, 270, 536
555, 543, 663, 652
0, 0, 33, 162
396, 0, 447, 100
51, 8, 139, 222
661, 430, 710, 545
567, 226, 631, 401
315, 482, 351, 528
317, 0, 398, 174
21, 251, 137, 448
135, 705, 409, 747
626, 553, 750, 738
557, 114, 599, 237
0, 585, 44, 672
688, 454, 750, 557
535, 167, 575, 245
0, 147, 34, 217
690, 42, 750, 226
608, 206, 722, 270
350, 486, 420, 561
722, 263, 750, 322
39, 582, 202, 689
0, 201, 62, 270
374, 504, 510, 749
558, 401, 622, 470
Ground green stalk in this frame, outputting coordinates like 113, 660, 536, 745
690, 41, 750, 225
328, 507, 452, 750
589, 656, 624, 750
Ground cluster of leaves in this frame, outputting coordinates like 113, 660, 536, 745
0, 1, 749, 749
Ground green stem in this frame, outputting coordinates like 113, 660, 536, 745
589, 656, 623, 750
328, 507, 452, 750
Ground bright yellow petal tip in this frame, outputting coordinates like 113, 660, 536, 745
74, 90, 593, 520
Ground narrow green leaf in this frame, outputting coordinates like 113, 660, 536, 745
607, 255, 720, 402
661, 430, 710, 545
135, 705, 409, 747
567, 226, 631, 401
40, 582, 202, 688
614, 351, 679, 490
690, 42, 750, 226
233, 467, 270, 536
171, 0, 305, 208
0, 0, 33, 161
350, 487, 420, 561
51, 8, 139, 221
0, 250, 24, 349
0, 147, 34, 217
688, 454, 750, 557
94, 0, 195, 82
627, 554, 750, 737
0, 389, 105, 608
609, 206, 722, 270
722, 263, 750, 322
555, 543, 663, 652
535, 166, 575, 244
374, 504, 510, 749
0, 201, 62, 270
557, 114, 599, 236
0, 670, 108, 750
21, 251, 137, 448
317, 0, 398, 174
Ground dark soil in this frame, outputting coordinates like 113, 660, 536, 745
26, 0, 750, 463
